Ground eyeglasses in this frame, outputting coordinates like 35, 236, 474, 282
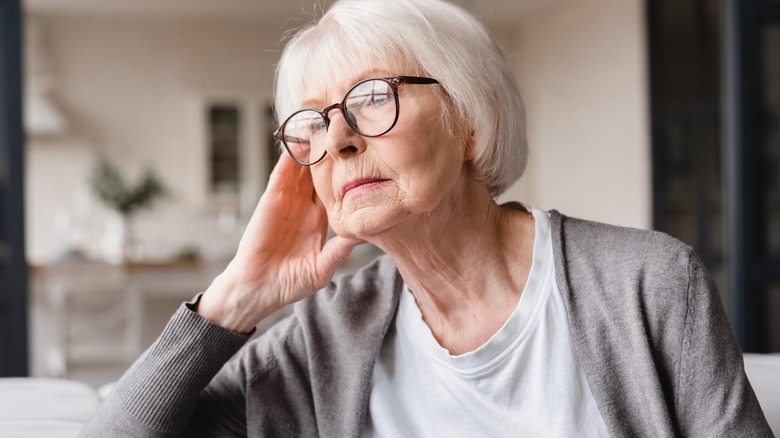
274, 76, 440, 166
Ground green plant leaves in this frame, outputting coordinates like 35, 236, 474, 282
90, 161, 165, 215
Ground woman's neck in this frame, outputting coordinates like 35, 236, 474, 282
367, 171, 535, 355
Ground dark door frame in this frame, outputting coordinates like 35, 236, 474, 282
723, 0, 780, 351
0, 0, 28, 376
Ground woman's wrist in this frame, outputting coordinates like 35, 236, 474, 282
197, 272, 280, 334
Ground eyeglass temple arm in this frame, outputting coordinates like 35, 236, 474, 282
395, 76, 440, 85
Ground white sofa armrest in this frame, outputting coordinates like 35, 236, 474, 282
0, 378, 100, 437
744, 353, 780, 436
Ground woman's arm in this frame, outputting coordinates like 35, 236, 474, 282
80, 154, 362, 436
675, 251, 772, 436
79, 299, 252, 437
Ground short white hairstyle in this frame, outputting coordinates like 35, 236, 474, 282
274, 0, 527, 196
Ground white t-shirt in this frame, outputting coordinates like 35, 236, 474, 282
363, 207, 609, 437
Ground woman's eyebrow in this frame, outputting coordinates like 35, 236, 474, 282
301, 69, 396, 107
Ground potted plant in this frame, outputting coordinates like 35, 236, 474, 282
90, 160, 165, 262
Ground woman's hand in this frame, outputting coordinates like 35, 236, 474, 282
197, 154, 363, 333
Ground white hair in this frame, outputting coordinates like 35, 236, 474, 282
274, 0, 527, 196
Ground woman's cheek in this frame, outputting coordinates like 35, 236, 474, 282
312, 182, 344, 231
310, 168, 332, 204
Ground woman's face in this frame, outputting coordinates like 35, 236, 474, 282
304, 70, 470, 239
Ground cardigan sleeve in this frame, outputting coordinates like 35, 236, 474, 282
79, 256, 400, 437
675, 250, 772, 436
79, 301, 253, 437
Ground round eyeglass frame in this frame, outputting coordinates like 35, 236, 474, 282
274, 75, 440, 166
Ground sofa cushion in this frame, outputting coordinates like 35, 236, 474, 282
0, 377, 100, 438
743, 353, 780, 436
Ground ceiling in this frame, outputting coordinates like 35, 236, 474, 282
23, 0, 560, 28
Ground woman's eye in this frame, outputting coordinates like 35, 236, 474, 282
369, 92, 390, 106
313, 119, 327, 132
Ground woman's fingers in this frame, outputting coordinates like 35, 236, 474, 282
315, 236, 365, 287
239, 154, 318, 245
265, 153, 300, 202
268, 153, 317, 199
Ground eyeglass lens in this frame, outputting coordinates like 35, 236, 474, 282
281, 79, 397, 165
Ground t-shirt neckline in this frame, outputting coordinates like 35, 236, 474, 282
396, 206, 554, 374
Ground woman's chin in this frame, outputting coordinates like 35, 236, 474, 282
332, 209, 406, 242
334, 222, 389, 242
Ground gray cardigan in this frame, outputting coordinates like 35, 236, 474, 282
81, 211, 772, 437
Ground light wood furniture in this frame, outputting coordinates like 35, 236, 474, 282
29, 259, 225, 378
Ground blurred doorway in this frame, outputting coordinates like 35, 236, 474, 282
649, 0, 780, 352
0, 0, 29, 376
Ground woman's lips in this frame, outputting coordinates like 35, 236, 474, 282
342, 177, 391, 197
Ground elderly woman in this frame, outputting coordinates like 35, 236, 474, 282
82, 0, 771, 436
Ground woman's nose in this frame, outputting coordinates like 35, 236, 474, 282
322, 111, 367, 160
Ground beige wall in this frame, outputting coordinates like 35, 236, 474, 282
26, 16, 283, 263
499, 0, 651, 229
26, 0, 651, 263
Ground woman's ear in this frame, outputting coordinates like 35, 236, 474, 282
463, 130, 477, 161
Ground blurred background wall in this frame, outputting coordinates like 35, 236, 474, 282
24, 0, 650, 265
24, 16, 281, 263
500, 0, 650, 230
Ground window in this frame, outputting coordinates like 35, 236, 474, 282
208, 105, 241, 196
